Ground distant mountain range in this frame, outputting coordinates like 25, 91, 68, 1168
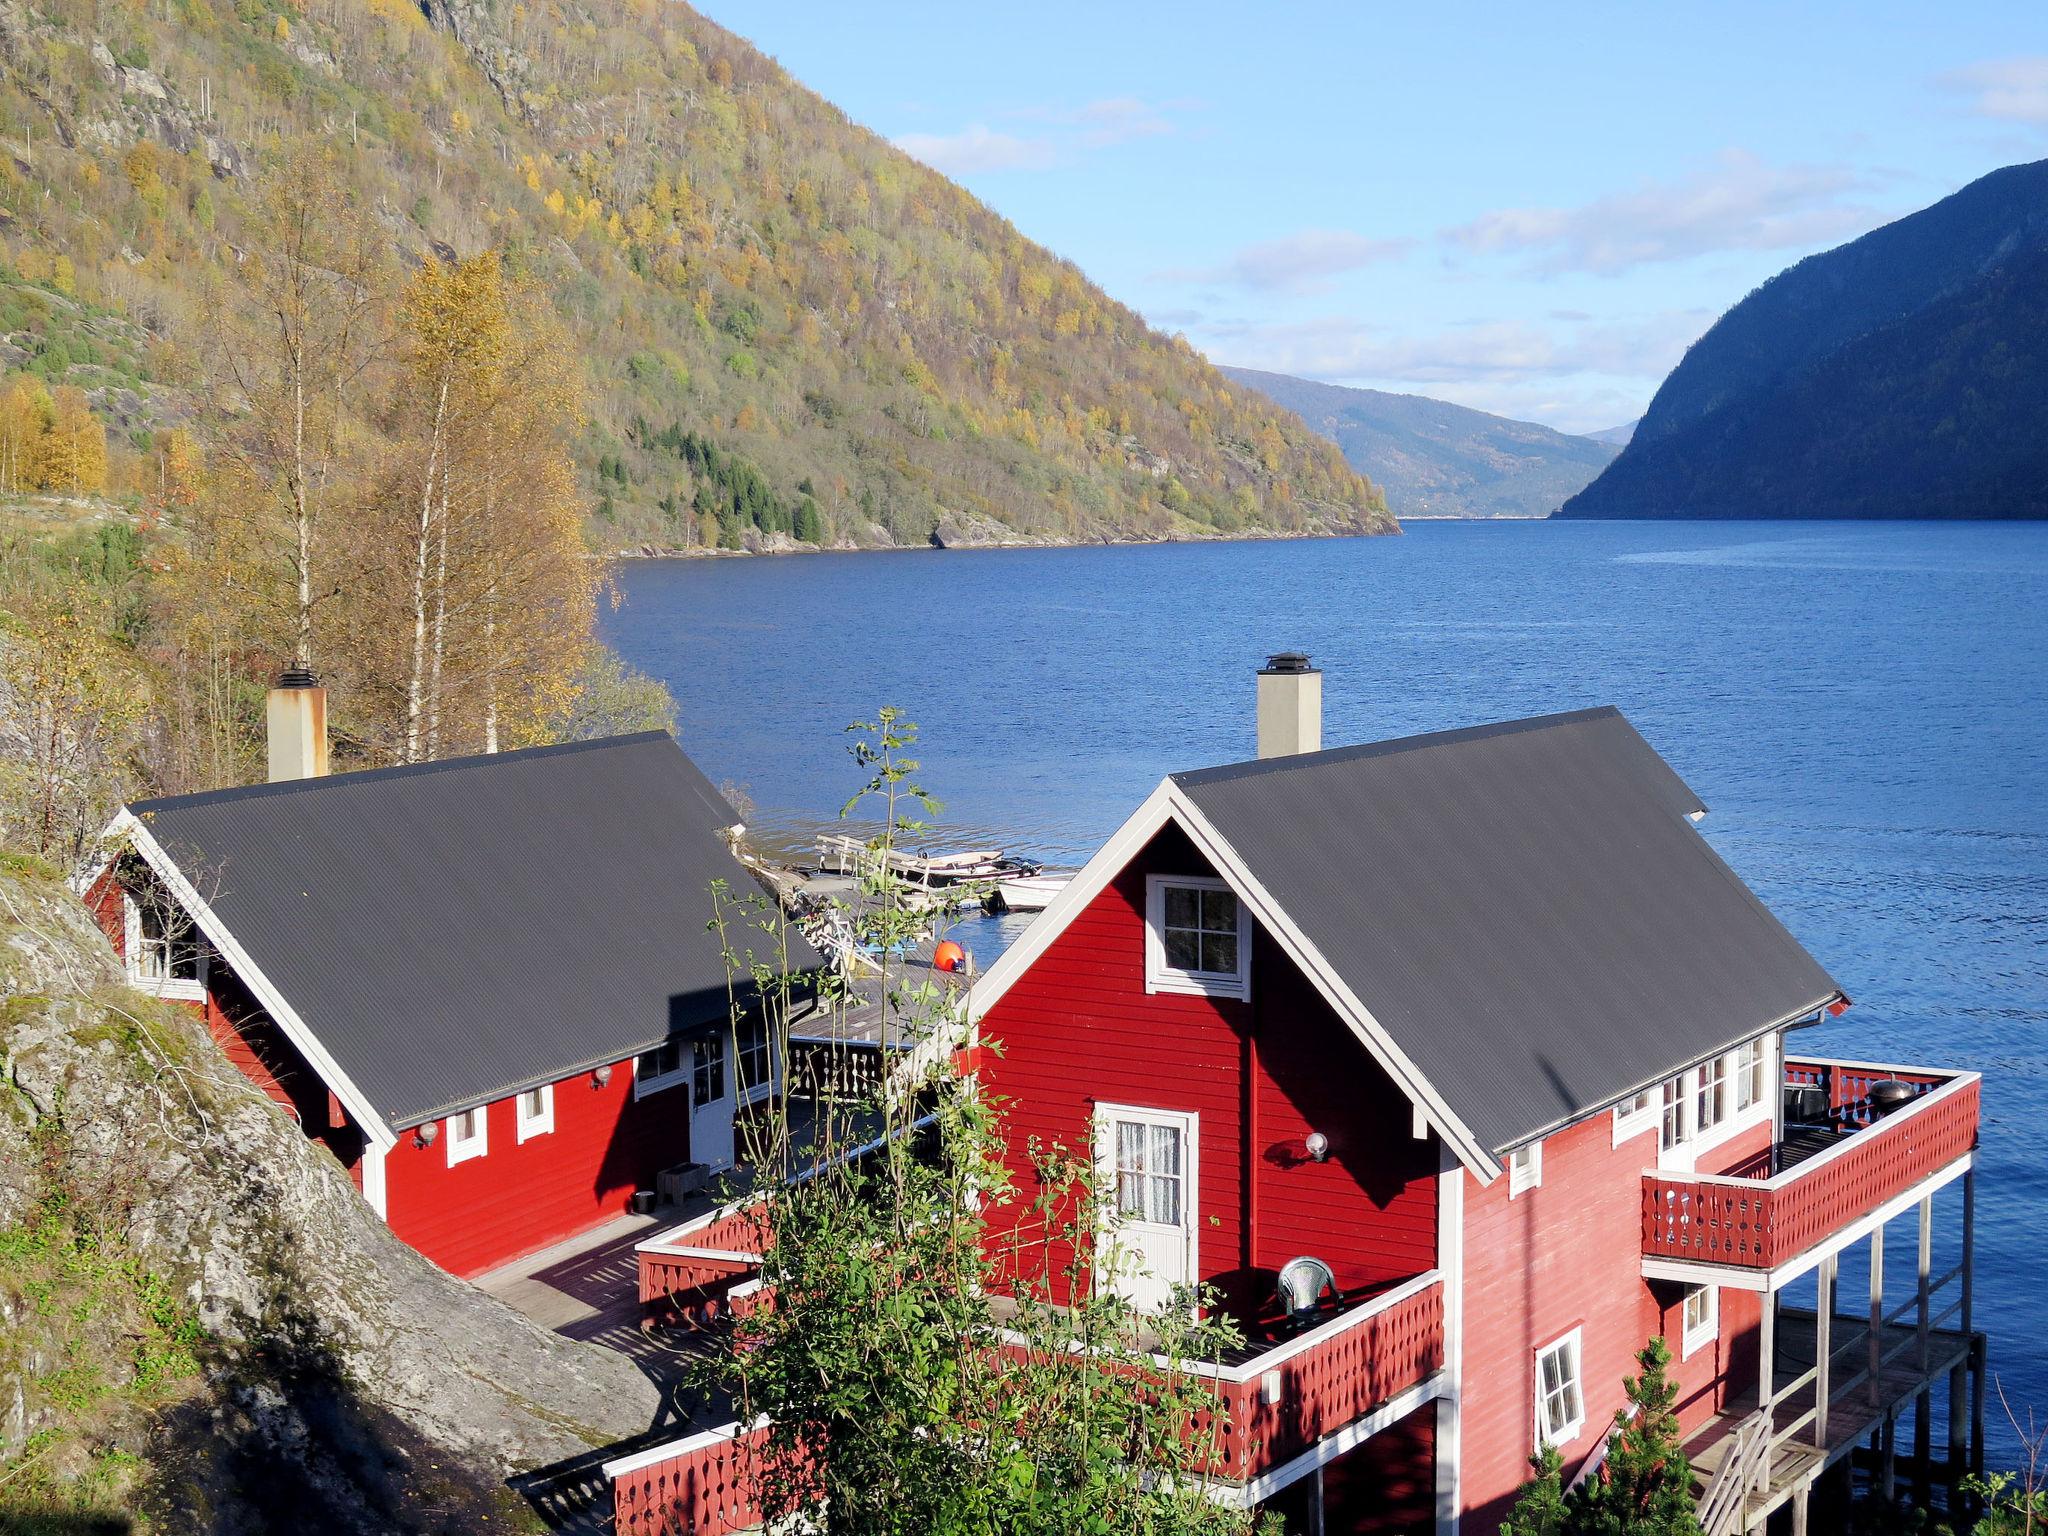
1561, 159, 2048, 520
1582, 420, 1638, 447
1220, 368, 1620, 518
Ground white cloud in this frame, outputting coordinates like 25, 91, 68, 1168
892, 125, 1056, 175
1157, 229, 1416, 294
892, 96, 1198, 175
1937, 56, 2048, 125
1443, 150, 1885, 275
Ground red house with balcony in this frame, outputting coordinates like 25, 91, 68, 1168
947, 658, 1986, 1536
86, 679, 819, 1280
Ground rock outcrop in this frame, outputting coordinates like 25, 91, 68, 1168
0, 855, 662, 1530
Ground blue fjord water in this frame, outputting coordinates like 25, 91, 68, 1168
604, 520, 2048, 1459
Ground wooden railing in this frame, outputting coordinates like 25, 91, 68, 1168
1191, 1270, 1445, 1480
636, 1202, 770, 1326
608, 1419, 769, 1536
1643, 1061, 1979, 1270
610, 1272, 1444, 1527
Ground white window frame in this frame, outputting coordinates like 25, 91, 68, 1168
1534, 1327, 1586, 1449
1681, 1284, 1719, 1360
1508, 1140, 1543, 1197
445, 1105, 489, 1166
1696, 1052, 1732, 1136
1143, 875, 1251, 1001
737, 1019, 774, 1105
634, 1039, 688, 1099
1093, 1102, 1200, 1310
1659, 1038, 1778, 1173
515, 1083, 554, 1142
1735, 1038, 1768, 1113
1612, 1087, 1659, 1145
123, 888, 209, 1002
692, 1033, 727, 1107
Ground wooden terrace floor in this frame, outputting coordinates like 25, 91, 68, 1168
1684, 1310, 1972, 1529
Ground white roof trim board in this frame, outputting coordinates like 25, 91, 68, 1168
967, 782, 1499, 1180
110, 808, 398, 1149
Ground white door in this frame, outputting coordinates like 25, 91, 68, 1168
690, 1032, 736, 1173
1094, 1105, 1197, 1312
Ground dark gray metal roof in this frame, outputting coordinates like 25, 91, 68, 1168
127, 733, 820, 1131
1172, 707, 1840, 1157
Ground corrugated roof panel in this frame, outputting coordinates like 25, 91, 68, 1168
1173, 707, 1838, 1155
129, 733, 820, 1129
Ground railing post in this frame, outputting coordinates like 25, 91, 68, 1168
1867, 1220, 1884, 1408
1814, 1255, 1834, 1452
1917, 1194, 1932, 1375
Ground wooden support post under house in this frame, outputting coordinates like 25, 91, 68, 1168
1815, 1255, 1835, 1450
1868, 1220, 1884, 1407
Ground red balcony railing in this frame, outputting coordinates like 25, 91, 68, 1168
1643, 1058, 1979, 1271
1192, 1269, 1444, 1480
636, 1202, 770, 1326
610, 1271, 1444, 1527
609, 1420, 768, 1536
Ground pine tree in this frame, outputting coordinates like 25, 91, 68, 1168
1505, 1445, 1570, 1536
1576, 1337, 1702, 1536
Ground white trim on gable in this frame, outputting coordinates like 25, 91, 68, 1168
107, 809, 398, 1150
964, 781, 1502, 1182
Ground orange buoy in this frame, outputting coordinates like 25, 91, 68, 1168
933, 939, 967, 973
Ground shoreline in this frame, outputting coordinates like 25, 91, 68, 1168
601, 519, 1403, 560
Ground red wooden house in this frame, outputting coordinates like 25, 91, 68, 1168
86, 674, 818, 1279
951, 656, 1985, 1536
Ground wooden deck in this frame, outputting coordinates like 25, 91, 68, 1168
1685, 1310, 1973, 1531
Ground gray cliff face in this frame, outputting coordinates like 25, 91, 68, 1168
0, 860, 661, 1530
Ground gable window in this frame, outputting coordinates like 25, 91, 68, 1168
1508, 1140, 1543, 1197
1534, 1330, 1586, 1447
516, 1084, 554, 1142
737, 1020, 771, 1100
125, 890, 208, 1001
445, 1105, 488, 1166
1144, 875, 1251, 1000
1735, 1038, 1768, 1113
635, 1039, 688, 1098
692, 1034, 726, 1107
1681, 1284, 1719, 1359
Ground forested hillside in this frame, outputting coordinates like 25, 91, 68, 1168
1562, 159, 2048, 520
1222, 367, 1617, 518
0, 0, 1389, 550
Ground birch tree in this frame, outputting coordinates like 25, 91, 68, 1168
206, 141, 378, 675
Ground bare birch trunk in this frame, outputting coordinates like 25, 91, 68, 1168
404, 376, 449, 763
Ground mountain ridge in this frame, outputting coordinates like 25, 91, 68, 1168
1221, 367, 1618, 519
0, 0, 1393, 552
1563, 159, 2048, 520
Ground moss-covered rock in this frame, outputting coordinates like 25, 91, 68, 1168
0, 860, 660, 1532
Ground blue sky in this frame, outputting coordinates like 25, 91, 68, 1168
714, 3, 2048, 434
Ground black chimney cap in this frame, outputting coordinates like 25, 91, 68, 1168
1259, 652, 1316, 675
274, 665, 321, 689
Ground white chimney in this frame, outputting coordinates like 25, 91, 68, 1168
1256, 652, 1322, 759
266, 667, 330, 782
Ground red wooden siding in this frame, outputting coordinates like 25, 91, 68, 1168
978, 823, 1436, 1327
382, 1062, 693, 1279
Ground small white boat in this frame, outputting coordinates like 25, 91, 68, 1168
818, 834, 1036, 886
986, 873, 1072, 913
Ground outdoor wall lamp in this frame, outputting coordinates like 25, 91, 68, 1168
1304, 1131, 1330, 1163
414, 1121, 440, 1150
592, 1065, 614, 1089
